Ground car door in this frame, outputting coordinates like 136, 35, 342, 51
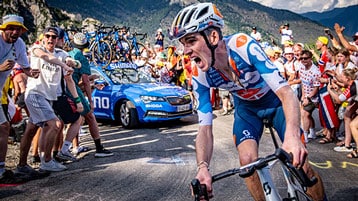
91, 68, 114, 120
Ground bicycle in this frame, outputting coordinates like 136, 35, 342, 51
89, 24, 112, 68
191, 119, 317, 201
124, 28, 148, 62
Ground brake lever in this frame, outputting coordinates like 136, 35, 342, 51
191, 179, 209, 201
275, 148, 317, 187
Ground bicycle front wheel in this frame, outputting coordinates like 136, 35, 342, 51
92, 40, 112, 68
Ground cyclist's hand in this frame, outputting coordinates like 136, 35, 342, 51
195, 168, 213, 200
282, 135, 308, 169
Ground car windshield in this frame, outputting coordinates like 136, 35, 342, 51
105, 67, 155, 84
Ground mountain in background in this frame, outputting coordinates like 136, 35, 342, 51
301, 5, 357, 37
1, 0, 339, 46
44, 0, 330, 45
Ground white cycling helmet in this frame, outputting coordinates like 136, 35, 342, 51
168, 2, 224, 40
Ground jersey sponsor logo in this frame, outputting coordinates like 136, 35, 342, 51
236, 88, 261, 99
236, 35, 247, 48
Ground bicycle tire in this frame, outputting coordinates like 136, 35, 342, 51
92, 40, 112, 68
128, 42, 147, 62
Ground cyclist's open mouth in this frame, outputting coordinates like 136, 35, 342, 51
193, 57, 201, 65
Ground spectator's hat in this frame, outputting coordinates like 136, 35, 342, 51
284, 40, 294, 46
317, 36, 329, 45
159, 52, 167, 59
71, 32, 89, 49
283, 47, 294, 55
157, 28, 162, 32
353, 32, 358, 40
0, 14, 28, 32
157, 61, 164, 67
264, 47, 275, 57
273, 46, 282, 54
56, 27, 65, 40
43, 27, 59, 36
284, 23, 289, 27
252, 26, 256, 30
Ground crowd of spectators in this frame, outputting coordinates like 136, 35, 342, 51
0, 14, 114, 183
0, 12, 357, 184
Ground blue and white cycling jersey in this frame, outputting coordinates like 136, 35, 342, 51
193, 33, 288, 126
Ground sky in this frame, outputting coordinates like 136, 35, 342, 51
250, 0, 358, 13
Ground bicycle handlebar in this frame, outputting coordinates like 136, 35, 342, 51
191, 148, 317, 201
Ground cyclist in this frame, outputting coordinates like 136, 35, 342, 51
168, 3, 326, 200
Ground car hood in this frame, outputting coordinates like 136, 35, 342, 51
113, 82, 188, 96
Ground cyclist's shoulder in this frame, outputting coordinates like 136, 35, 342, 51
224, 32, 256, 55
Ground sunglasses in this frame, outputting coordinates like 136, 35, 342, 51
300, 57, 311, 60
44, 34, 58, 39
6, 26, 22, 32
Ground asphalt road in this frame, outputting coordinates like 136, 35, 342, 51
0, 110, 357, 201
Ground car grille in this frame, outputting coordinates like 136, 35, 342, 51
166, 94, 191, 105
145, 110, 193, 118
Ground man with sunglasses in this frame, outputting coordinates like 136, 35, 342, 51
16, 26, 83, 173
0, 14, 40, 183
299, 50, 321, 142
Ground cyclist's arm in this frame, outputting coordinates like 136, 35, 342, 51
238, 36, 306, 168
195, 125, 213, 198
192, 67, 214, 197
275, 86, 306, 168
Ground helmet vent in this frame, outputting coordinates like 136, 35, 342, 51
197, 6, 209, 19
184, 9, 195, 26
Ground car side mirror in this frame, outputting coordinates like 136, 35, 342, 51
94, 80, 108, 90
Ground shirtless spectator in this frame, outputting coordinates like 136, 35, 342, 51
12, 63, 28, 116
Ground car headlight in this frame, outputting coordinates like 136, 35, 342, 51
140, 95, 165, 103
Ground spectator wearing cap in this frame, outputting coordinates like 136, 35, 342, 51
68, 32, 113, 158
155, 28, 164, 51
280, 23, 293, 48
250, 26, 261, 42
283, 47, 294, 80
314, 36, 331, 73
55, 27, 65, 49
0, 14, 41, 182
334, 23, 358, 66
283, 47, 301, 98
269, 46, 285, 78
313, 35, 340, 145
16, 26, 84, 173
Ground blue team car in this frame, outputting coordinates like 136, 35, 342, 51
90, 62, 193, 128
